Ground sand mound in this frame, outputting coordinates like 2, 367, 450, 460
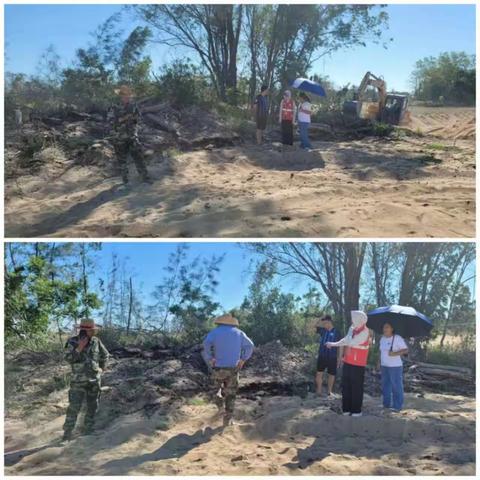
5, 392, 475, 476
5, 341, 475, 475
406, 106, 475, 140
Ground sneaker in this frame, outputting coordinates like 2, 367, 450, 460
351, 413, 363, 418
342, 412, 350, 416
223, 415, 234, 427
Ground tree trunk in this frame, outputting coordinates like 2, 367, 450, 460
127, 277, 133, 335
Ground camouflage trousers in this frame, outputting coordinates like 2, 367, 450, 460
113, 137, 149, 182
210, 368, 239, 416
63, 380, 101, 434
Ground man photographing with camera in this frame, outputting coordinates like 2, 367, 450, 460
62, 319, 109, 441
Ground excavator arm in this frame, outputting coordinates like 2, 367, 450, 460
357, 71, 387, 110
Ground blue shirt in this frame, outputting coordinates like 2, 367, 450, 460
318, 328, 340, 359
203, 325, 255, 368
255, 94, 268, 116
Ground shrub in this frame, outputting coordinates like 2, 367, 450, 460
372, 122, 394, 137
155, 60, 209, 108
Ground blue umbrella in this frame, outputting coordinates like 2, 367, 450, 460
291, 77, 326, 97
367, 305, 433, 338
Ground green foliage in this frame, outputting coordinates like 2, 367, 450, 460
426, 336, 475, 368
4, 243, 102, 340
155, 60, 208, 108
372, 122, 394, 137
411, 52, 475, 105
147, 245, 223, 344
5, 16, 153, 115
237, 261, 310, 347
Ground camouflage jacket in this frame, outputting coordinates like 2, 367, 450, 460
65, 336, 109, 384
110, 101, 141, 140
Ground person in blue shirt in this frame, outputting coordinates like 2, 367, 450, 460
254, 85, 270, 145
315, 315, 342, 397
203, 313, 254, 426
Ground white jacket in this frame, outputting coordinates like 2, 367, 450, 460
327, 311, 369, 349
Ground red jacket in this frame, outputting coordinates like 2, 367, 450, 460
343, 324, 370, 367
281, 99, 295, 121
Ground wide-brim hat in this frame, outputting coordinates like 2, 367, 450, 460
75, 319, 100, 330
114, 85, 134, 96
214, 314, 239, 327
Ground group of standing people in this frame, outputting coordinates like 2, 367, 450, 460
60, 310, 408, 441
317, 310, 409, 416
254, 85, 313, 149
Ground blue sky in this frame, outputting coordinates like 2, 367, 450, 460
93, 242, 309, 310
5, 4, 476, 91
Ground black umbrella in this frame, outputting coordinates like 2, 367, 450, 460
367, 305, 433, 338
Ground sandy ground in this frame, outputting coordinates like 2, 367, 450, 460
5, 107, 475, 238
4, 392, 475, 475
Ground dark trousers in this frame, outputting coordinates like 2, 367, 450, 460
342, 362, 365, 414
113, 137, 149, 182
281, 120, 293, 145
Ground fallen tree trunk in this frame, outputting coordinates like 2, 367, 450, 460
413, 362, 472, 375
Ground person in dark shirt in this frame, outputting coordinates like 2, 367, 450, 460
315, 315, 341, 397
254, 85, 269, 145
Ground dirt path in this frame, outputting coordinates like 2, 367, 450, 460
5, 107, 475, 238
4, 392, 475, 475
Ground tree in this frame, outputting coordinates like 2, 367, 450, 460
4, 243, 102, 341
411, 51, 475, 105
244, 4, 389, 104
369, 243, 398, 306
236, 260, 302, 346
135, 4, 243, 102
147, 245, 224, 342
250, 243, 366, 332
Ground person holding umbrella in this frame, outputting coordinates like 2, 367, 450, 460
291, 77, 326, 150
367, 305, 433, 413
326, 310, 370, 417
377, 322, 409, 412
297, 92, 313, 150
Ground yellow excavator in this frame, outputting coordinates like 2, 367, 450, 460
343, 71, 410, 125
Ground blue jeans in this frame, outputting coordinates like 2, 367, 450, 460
381, 366, 404, 410
298, 122, 312, 149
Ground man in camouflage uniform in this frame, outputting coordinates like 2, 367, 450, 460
110, 85, 152, 185
203, 314, 254, 426
63, 319, 109, 441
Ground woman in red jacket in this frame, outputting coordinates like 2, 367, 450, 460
327, 310, 371, 417
278, 90, 296, 146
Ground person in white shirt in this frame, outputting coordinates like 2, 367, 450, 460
377, 322, 409, 411
297, 92, 312, 150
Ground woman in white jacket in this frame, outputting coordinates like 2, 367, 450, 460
327, 310, 370, 416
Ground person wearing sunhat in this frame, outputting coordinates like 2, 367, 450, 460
62, 319, 109, 441
203, 313, 254, 426
110, 84, 152, 185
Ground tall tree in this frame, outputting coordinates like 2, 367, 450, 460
134, 4, 243, 101
251, 243, 366, 332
